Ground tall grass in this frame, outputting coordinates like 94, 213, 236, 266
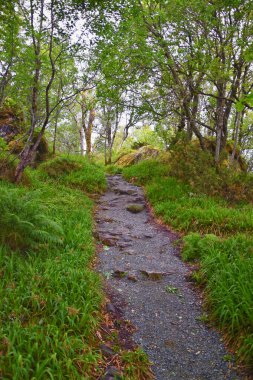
183, 233, 253, 365
0, 162, 106, 378
123, 159, 253, 368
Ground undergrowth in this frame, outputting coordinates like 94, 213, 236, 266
0, 156, 109, 378
123, 158, 253, 369
39, 155, 106, 194
0, 173, 104, 378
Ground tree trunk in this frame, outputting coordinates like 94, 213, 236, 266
80, 127, 85, 156
52, 109, 60, 155
86, 109, 95, 157
215, 86, 226, 163
230, 111, 242, 165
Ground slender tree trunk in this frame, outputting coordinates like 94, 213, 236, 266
79, 127, 85, 156
52, 110, 60, 155
86, 109, 95, 157
105, 121, 112, 165
215, 87, 226, 163
230, 111, 242, 165
104, 138, 107, 165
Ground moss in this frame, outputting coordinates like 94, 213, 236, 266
8, 133, 49, 164
117, 146, 160, 167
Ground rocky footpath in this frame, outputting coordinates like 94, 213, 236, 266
96, 175, 240, 380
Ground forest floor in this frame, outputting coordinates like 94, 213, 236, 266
96, 175, 241, 380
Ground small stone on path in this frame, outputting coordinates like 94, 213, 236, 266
126, 204, 145, 213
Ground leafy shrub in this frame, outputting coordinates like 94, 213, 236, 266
0, 182, 63, 251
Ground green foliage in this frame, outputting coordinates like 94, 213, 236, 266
105, 164, 123, 174
125, 125, 164, 151
122, 348, 154, 380
40, 156, 82, 177
0, 182, 63, 251
40, 155, 106, 193
0, 168, 103, 378
182, 233, 253, 365
123, 159, 169, 185
148, 178, 253, 235
0, 137, 8, 151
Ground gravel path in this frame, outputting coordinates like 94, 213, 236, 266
96, 175, 240, 380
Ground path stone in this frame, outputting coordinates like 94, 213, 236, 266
126, 204, 145, 213
96, 175, 240, 380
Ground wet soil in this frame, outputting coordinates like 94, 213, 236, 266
95, 175, 240, 380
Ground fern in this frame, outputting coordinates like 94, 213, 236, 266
0, 184, 63, 251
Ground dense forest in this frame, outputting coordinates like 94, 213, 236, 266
0, 0, 253, 379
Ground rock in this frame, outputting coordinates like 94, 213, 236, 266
116, 145, 160, 167
114, 188, 136, 195
106, 303, 116, 314
126, 204, 145, 213
0, 109, 21, 142
117, 242, 131, 248
127, 274, 138, 282
140, 270, 165, 280
132, 196, 144, 203
121, 250, 134, 255
100, 344, 115, 358
92, 230, 99, 239
101, 366, 122, 380
144, 233, 154, 238
113, 270, 127, 279
100, 235, 116, 246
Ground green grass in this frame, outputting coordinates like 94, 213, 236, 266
0, 163, 105, 378
183, 233, 253, 365
123, 159, 253, 368
39, 155, 107, 194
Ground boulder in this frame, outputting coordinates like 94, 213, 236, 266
116, 146, 160, 167
0, 108, 22, 142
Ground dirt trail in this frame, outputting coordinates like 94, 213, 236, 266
96, 175, 240, 380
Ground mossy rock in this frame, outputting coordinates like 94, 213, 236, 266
0, 107, 24, 142
126, 204, 145, 213
8, 133, 49, 164
117, 146, 160, 167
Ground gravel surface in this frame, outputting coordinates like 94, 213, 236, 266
96, 175, 240, 380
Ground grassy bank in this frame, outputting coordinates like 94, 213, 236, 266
123, 159, 253, 369
0, 156, 105, 379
